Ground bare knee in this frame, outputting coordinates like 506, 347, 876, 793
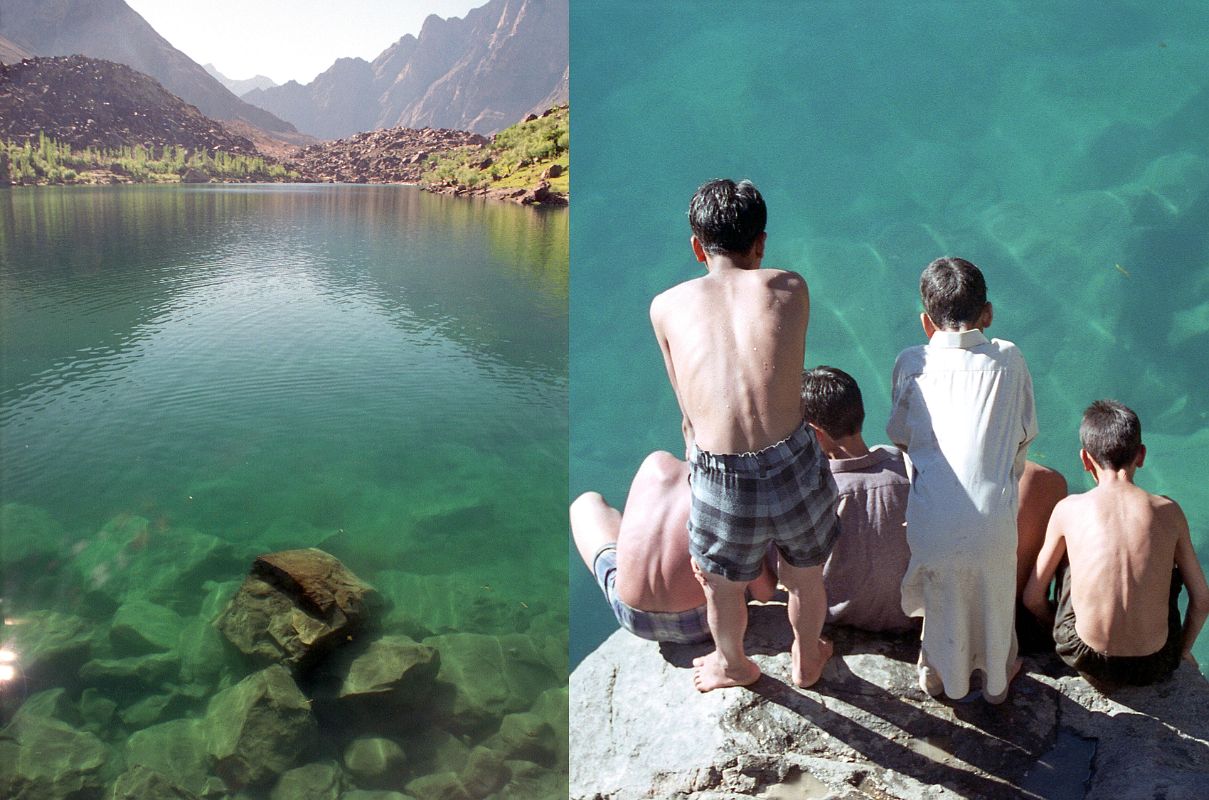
569, 491, 619, 569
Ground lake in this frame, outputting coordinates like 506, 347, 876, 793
0, 184, 568, 796
569, 1, 1209, 674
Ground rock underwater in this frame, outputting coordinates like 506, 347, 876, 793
570, 601, 1209, 800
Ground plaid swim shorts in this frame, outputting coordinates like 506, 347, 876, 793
689, 422, 839, 582
591, 544, 711, 644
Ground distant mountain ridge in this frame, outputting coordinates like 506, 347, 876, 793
244, 0, 567, 139
0, 0, 296, 135
203, 63, 277, 97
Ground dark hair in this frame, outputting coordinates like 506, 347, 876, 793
688, 179, 767, 255
801, 366, 864, 438
1080, 399, 1142, 470
920, 257, 987, 329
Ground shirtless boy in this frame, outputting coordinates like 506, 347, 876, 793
570, 452, 777, 645
650, 179, 839, 692
1024, 400, 1209, 685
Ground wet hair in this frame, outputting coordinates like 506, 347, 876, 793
1080, 399, 1142, 470
919, 256, 988, 329
688, 179, 767, 255
801, 366, 864, 439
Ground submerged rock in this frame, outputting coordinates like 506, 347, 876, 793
269, 760, 343, 800
109, 764, 201, 800
124, 717, 219, 798
570, 603, 1209, 799
425, 633, 562, 733
338, 635, 440, 705
0, 709, 111, 799
110, 599, 186, 655
69, 515, 241, 615
460, 746, 510, 799
204, 664, 318, 789
344, 736, 408, 788
216, 548, 377, 670
1, 610, 94, 701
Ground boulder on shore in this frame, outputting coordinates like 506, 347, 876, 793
570, 602, 1209, 799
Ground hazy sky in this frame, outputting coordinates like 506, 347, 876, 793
124, 0, 490, 85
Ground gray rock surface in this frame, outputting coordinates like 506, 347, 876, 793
109, 764, 201, 800
570, 603, 1209, 799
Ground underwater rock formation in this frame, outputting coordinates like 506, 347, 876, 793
216, 548, 378, 669
1, 508, 568, 798
570, 603, 1209, 799
204, 664, 319, 789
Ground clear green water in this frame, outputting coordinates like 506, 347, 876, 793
1, 184, 567, 793
570, 1, 1209, 672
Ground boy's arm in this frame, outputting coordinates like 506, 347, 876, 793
650, 294, 694, 461
1023, 502, 1068, 626
1171, 502, 1209, 664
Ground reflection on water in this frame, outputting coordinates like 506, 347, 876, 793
570, 2, 1209, 671
0, 184, 568, 797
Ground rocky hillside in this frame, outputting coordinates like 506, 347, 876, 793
0, 0, 296, 135
422, 105, 567, 205
288, 126, 488, 184
0, 55, 257, 154
244, 0, 567, 138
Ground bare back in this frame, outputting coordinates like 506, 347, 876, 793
651, 267, 808, 455
613, 453, 705, 612
1059, 484, 1182, 655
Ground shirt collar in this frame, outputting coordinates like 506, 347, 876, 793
828, 445, 897, 473
928, 328, 989, 349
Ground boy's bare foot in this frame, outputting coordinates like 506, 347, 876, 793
984, 657, 1023, 705
691, 650, 761, 692
791, 637, 833, 688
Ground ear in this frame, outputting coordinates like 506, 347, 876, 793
1135, 443, 1146, 469
690, 235, 707, 263
751, 231, 767, 260
921, 312, 938, 339
978, 302, 994, 330
1079, 448, 1098, 479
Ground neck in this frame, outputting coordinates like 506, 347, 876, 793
1092, 465, 1136, 486
704, 252, 760, 272
822, 433, 869, 460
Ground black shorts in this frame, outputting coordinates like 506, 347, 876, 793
1052, 563, 1183, 686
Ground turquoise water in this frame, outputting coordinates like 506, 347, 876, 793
1, 185, 567, 794
570, 1, 1209, 672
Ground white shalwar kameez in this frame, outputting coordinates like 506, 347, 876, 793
886, 328, 1037, 699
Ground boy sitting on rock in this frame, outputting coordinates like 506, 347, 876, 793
1024, 400, 1209, 685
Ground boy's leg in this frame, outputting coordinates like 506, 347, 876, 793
569, 491, 621, 570
692, 564, 760, 691
777, 556, 832, 688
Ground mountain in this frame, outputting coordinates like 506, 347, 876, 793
0, 55, 258, 154
243, 0, 567, 139
0, 0, 296, 134
203, 63, 277, 97
0, 33, 32, 64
